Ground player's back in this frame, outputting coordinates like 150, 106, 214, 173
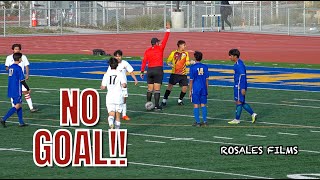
8, 64, 24, 98
190, 63, 209, 95
103, 70, 125, 104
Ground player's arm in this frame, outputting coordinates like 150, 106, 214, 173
25, 65, 30, 80
125, 62, 138, 85
21, 80, 30, 91
100, 74, 108, 90
206, 66, 209, 94
5, 56, 10, 71
166, 51, 174, 68
24, 55, 30, 80
140, 52, 148, 79
160, 22, 171, 50
185, 52, 192, 66
189, 67, 194, 99
238, 65, 247, 95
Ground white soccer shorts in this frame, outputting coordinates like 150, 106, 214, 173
106, 103, 123, 113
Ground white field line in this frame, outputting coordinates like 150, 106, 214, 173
213, 136, 233, 140
293, 98, 320, 102
34, 91, 50, 93
0, 146, 272, 179
277, 132, 299, 136
145, 140, 166, 144
246, 134, 267, 138
310, 130, 320, 133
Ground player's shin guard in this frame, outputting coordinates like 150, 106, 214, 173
16, 107, 24, 124
108, 116, 114, 127
201, 106, 207, 123
24, 93, 34, 110
163, 90, 171, 102
193, 108, 200, 124
235, 104, 243, 120
122, 103, 127, 116
115, 121, 121, 129
243, 103, 254, 115
147, 90, 153, 102
179, 91, 186, 101
3, 107, 17, 121
154, 91, 161, 107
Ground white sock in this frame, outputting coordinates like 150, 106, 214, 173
122, 103, 127, 117
162, 99, 167, 103
25, 94, 34, 110
178, 99, 182, 103
10, 98, 14, 107
108, 116, 114, 127
115, 121, 121, 129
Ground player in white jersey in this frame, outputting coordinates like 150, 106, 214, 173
101, 57, 127, 129
5, 44, 38, 113
107, 50, 138, 121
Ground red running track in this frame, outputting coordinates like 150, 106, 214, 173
0, 32, 319, 64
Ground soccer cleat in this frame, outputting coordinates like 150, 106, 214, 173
0, 119, 6, 128
30, 108, 39, 113
122, 116, 131, 121
154, 106, 163, 111
192, 122, 201, 127
161, 102, 167, 107
228, 119, 240, 124
177, 101, 184, 106
18, 123, 29, 127
201, 122, 209, 127
109, 124, 114, 129
252, 113, 258, 123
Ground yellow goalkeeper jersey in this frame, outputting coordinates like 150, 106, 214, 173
167, 50, 190, 75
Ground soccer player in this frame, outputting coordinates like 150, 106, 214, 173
228, 48, 257, 124
161, 40, 194, 106
107, 50, 138, 121
101, 57, 127, 129
1, 53, 29, 128
140, 22, 171, 110
189, 51, 209, 127
5, 44, 38, 113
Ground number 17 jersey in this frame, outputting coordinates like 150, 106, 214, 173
101, 69, 126, 104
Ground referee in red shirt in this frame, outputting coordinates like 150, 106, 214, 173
140, 22, 171, 110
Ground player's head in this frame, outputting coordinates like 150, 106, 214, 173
13, 52, 22, 62
12, 44, 22, 53
113, 50, 123, 62
194, 51, 203, 62
151, 37, 160, 46
177, 40, 186, 51
109, 57, 118, 70
228, 48, 240, 62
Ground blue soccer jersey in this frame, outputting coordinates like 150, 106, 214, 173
190, 63, 209, 95
8, 64, 25, 98
233, 59, 247, 102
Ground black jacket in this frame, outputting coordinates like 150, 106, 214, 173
220, 1, 232, 16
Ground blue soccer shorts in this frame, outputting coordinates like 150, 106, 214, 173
234, 88, 245, 103
12, 96, 22, 105
191, 94, 207, 104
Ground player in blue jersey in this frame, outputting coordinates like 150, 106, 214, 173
189, 51, 209, 127
1, 53, 29, 128
228, 49, 257, 124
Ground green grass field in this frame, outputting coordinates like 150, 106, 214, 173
0, 55, 319, 179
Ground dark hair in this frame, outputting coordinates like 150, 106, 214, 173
12, 44, 22, 50
229, 49, 240, 58
177, 40, 186, 47
109, 57, 118, 69
194, 51, 203, 61
13, 53, 22, 61
113, 50, 123, 56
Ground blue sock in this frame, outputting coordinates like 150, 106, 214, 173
193, 108, 200, 124
17, 107, 24, 124
243, 103, 254, 115
201, 106, 207, 123
3, 107, 17, 121
235, 104, 243, 120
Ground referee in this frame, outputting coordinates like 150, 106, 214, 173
140, 22, 171, 110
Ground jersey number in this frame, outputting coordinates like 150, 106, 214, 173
9, 68, 14, 77
109, 75, 117, 85
197, 68, 204, 75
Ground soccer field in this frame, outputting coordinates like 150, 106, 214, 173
0, 57, 319, 179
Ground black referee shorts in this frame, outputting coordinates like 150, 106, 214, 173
147, 66, 163, 84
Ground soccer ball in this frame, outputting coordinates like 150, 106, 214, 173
145, 101, 154, 111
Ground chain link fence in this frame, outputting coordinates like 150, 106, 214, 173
1, 1, 320, 36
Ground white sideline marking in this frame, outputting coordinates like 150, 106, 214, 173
277, 132, 298, 136
213, 136, 233, 140
145, 140, 166, 144
34, 91, 50, 93
246, 134, 266, 138
294, 98, 320, 102
139, 86, 148, 88
310, 130, 320, 133
0, 147, 272, 179
171, 138, 194, 141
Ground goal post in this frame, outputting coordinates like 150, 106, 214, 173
201, 14, 221, 32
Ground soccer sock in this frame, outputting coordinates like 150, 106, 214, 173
115, 121, 121, 129
201, 106, 207, 123
3, 107, 17, 121
179, 91, 186, 101
193, 108, 200, 124
163, 90, 171, 102
108, 116, 114, 127
10, 98, 14, 107
147, 90, 153, 102
235, 104, 243, 120
243, 103, 254, 115
154, 91, 160, 107
25, 94, 34, 110
122, 103, 127, 117
16, 107, 24, 124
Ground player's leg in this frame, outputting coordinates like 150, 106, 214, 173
191, 94, 201, 127
1, 97, 24, 127
22, 85, 38, 112
177, 75, 188, 105
115, 104, 123, 129
200, 95, 208, 126
146, 70, 154, 102
242, 98, 257, 123
153, 67, 164, 110
228, 88, 242, 124
122, 96, 130, 121
107, 104, 116, 129
162, 75, 175, 106
221, 14, 226, 30
225, 15, 232, 29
